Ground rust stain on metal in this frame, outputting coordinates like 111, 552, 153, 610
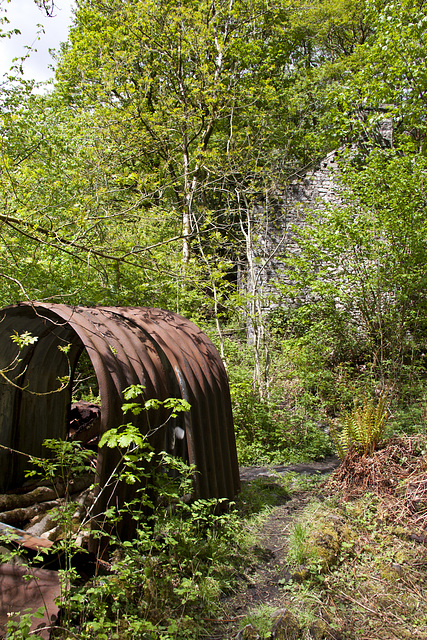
0, 563, 60, 638
0, 303, 240, 547
0, 522, 54, 550
0, 523, 59, 637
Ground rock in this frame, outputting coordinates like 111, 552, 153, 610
0, 499, 59, 526
40, 525, 62, 542
0, 486, 58, 511
24, 511, 58, 537
306, 516, 353, 572
291, 568, 309, 582
270, 608, 302, 639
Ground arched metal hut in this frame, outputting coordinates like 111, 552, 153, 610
0, 303, 240, 542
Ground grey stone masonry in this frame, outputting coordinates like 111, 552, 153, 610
245, 150, 341, 312
241, 111, 393, 340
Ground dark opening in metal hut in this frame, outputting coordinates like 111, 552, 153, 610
0, 303, 240, 546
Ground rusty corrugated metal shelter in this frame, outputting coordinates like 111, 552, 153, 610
0, 303, 240, 543
0, 563, 60, 638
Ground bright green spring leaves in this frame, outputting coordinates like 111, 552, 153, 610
288, 149, 427, 381
323, 0, 427, 144
56, 0, 288, 250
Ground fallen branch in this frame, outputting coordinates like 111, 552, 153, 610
0, 499, 60, 525
0, 474, 94, 511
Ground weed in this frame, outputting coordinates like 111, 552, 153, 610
5, 607, 45, 640
238, 604, 277, 639
280, 463, 427, 640
4, 388, 254, 639
237, 477, 290, 517
287, 521, 311, 565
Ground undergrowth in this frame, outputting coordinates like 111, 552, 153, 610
278, 437, 427, 639
282, 492, 427, 639
220, 435, 427, 640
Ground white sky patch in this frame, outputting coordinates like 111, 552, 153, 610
0, 0, 75, 85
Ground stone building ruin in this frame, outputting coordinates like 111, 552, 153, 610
243, 111, 394, 340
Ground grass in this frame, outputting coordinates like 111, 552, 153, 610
225, 436, 427, 639
280, 474, 427, 638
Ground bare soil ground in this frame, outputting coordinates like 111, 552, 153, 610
206, 458, 340, 639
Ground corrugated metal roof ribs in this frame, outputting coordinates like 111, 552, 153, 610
0, 303, 240, 546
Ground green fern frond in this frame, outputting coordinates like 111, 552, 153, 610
330, 394, 389, 459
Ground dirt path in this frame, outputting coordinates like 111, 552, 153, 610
239, 456, 340, 483
206, 458, 340, 639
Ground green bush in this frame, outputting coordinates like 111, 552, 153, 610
14, 428, 252, 640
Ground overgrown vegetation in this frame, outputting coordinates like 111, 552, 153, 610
220, 436, 427, 640
1, 0, 427, 636
1, 398, 427, 638
1, 0, 427, 464
0, 438, 244, 639
0, 432, 304, 639
329, 394, 389, 459
277, 436, 427, 640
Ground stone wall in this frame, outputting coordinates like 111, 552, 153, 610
245, 150, 341, 319
242, 113, 393, 339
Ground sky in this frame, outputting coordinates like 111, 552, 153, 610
0, 0, 75, 85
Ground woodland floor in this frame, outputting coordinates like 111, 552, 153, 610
206, 458, 340, 640
206, 444, 427, 640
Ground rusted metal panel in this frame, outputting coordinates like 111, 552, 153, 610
0, 303, 240, 545
0, 523, 59, 637
0, 563, 60, 639
0, 522, 54, 550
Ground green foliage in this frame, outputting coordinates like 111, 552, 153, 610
10, 331, 38, 349
24, 441, 248, 639
330, 395, 389, 459
3, 0, 427, 634
72, 349, 99, 403
288, 148, 427, 390
387, 401, 427, 437
287, 521, 312, 565
232, 389, 334, 465
238, 604, 278, 639
1, 0, 426, 504
100, 386, 191, 456
324, 0, 427, 144
6, 389, 252, 639
5, 607, 45, 640
282, 485, 427, 639
223, 335, 334, 464
99, 424, 150, 452
26, 438, 95, 485
237, 476, 291, 517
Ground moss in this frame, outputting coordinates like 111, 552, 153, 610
309, 620, 341, 640
379, 565, 403, 581
270, 609, 302, 640
306, 516, 354, 571
291, 568, 310, 582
